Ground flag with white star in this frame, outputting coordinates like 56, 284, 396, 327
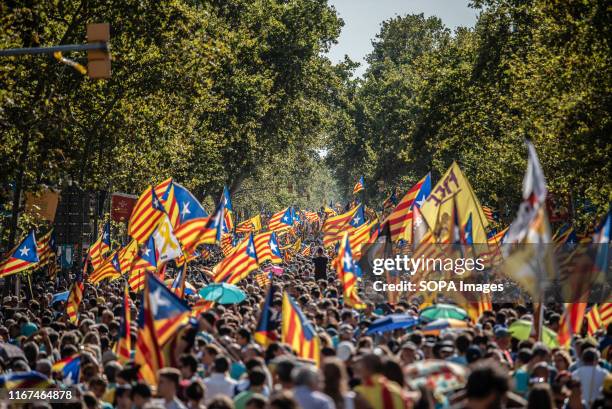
335, 232, 366, 309
213, 233, 259, 284
128, 186, 167, 243
0, 230, 40, 278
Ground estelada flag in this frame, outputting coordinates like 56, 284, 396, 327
336, 232, 366, 309
282, 292, 320, 365
0, 231, 39, 278
322, 205, 361, 248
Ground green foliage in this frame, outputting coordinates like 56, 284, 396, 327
0, 0, 343, 243
326, 2, 611, 228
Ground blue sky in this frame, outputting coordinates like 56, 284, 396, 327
326, 0, 478, 76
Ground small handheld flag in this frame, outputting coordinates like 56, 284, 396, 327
0, 231, 39, 278
353, 176, 364, 195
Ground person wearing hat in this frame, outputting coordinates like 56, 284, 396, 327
494, 327, 513, 367
398, 342, 417, 366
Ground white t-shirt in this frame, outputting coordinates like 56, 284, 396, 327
572, 364, 609, 406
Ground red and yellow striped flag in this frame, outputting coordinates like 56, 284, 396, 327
282, 292, 320, 365
213, 234, 259, 284
336, 232, 366, 309
586, 306, 603, 336
322, 205, 360, 248
383, 175, 429, 242
66, 280, 84, 324
128, 186, 166, 243
557, 303, 587, 347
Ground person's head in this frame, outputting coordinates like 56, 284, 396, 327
494, 327, 510, 350
131, 382, 152, 408
268, 391, 297, 409
465, 363, 509, 409
114, 384, 132, 409
273, 358, 297, 389
245, 394, 267, 409
208, 396, 235, 409
399, 342, 417, 364
355, 353, 383, 380
35, 359, 52, 377
531, 344, 550, 364
237, 329, 252, 346
582, 347, 599, 366
157, 368, 181, 400
185, 379, 206, 407
213, 356, 230, 374
179, 353, 199, 379
322, 358, 348, 396
203, 344, 220, 366
382, 357, 404, 387
88, 376, 108, 399
553, 350, 571, 371
248, 367, 267, 391
527, 383, 554, 409
293, 365, 321, 391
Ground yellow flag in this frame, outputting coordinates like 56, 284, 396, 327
420, 162, 489, 243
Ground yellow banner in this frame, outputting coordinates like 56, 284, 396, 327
420, 162, 489, 243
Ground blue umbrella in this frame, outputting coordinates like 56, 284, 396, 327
198, 283, 246, 304
365, 314, 419, 335
50, 291, 70, 305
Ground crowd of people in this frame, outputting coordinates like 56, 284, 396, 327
0, 224, 611, 409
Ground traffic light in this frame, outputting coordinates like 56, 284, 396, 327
86, 23, 111, 79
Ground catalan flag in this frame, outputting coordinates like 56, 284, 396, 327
115, 283, 132, 363
383, 174, 431, 242
349, 221, 377, 260
353, 176, 365, 195
37, 229, 56, 268
236, 214, 262, 233
159, 179, 209, 230
383, 190, 398, 210
0, 371, 51, 390
599, 303, 612, 327
254, 232, 273, 263
221, 233, 237, 257
155, 178, 180, 229
349, 204, 366, 228
0, 231, 39, 278
482, 206, 495, 222
586, 306, 603, 336
136, 273, 190, 386
336, 232, 366, 309
88, 250, 121, 284
66, 270, 84, 324
129, 235, 159, 292
223, 186, 234, 231
322, 205, 361, 248
304, 211, 319, 224
52, 354, 81, 385
213, 234, 259, 284
254, 284, 277, 346
301, 246, 312, 257
170, 264, 187, 298
466, 293, 493, 323
88, 223, 111, 270
282, 292, 320, 365
255, 271, 272, 288
557, 303, 587, 347
269, 232, 283, 264
268, 207, 294, 231
128, 186, 166, 243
